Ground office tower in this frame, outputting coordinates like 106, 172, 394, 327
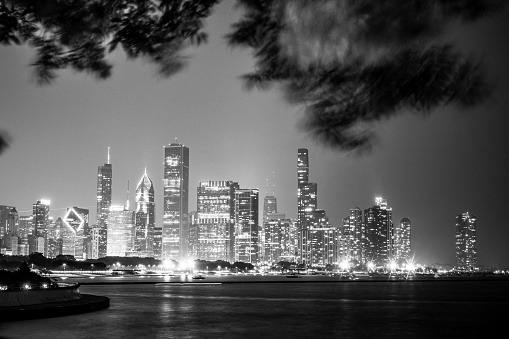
61, 207, 89, 259
196, 181, 238, 262
18, 215, 32, 256
134, 169, 155, 258
97, 149, 112, 258
33, 199, 50, 255
187, 211, 199, 259
163, 142, 189, 261
307, 210, 337, 266
395, 218, 411, 263
0, 205, 18, 254
261, 178, 277, 263
297, 148, 334, 266
47, 217, 64, 258
234, 188, 259, 264
455, 212, 477, 269
107, 205, 135, 257
339, 208, 363, 264
279, 219, 299, 263
264, 212, 285, 263
363, 197, 394, 266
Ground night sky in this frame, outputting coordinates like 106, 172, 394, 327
1, 1, 508, 267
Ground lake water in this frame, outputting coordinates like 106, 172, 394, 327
1, 276, 508, 338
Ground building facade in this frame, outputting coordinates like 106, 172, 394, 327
107, 206, 135, 257
33, 199, 50, 256
196, 181, 238, 262
395, 217, 411, 263
364, 197, 394, 266
134, 169, 155, 258
455, 212, 477, 269
96, 154, 112, 258
234, 188, 259, 264
163, 142, 189, 261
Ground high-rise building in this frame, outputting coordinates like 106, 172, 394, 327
297, 148, 334, 266
97, 149, 112, 258
395, 218, 411, 263
196, 181, 238, 262
33, 199, 50, 255
134, 169, 155, 258
364, 197, 394, 266
339, 208, 363, 264
107, 205, 135, 257
47, 217, 64, 258
18, 215, 32, 256
62, 207, 89, 260
0, 205, 18, 254
234, 188, 259, 264
455, 212, 477, 269
163, 142, 189, 261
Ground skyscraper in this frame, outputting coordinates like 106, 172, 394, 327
134, 169, 155, 258
395, 217, 411, 263
364, 197, 394, 266
107, 205, 135, 257
33, 199, 50, 255
196, 180, 238, 262
96, 149, 112, 258
234, 188, 259, 263
163, 142, 189, 261
0, 205, 18, 254
455, 212, 477, 269
62, 207, 89, 260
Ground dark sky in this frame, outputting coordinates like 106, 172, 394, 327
1, 1, 508, 267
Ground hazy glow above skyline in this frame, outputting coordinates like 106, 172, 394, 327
1, 1, 509, 266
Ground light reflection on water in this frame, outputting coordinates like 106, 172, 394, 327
1, 280, 508, 338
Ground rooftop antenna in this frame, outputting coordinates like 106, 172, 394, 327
144, 167, 147, 177
265, 179, 269, 196
175, 137, 178, 144
126, 179, 130, 210
107, 147, 110, 164
272, 172, 275, 196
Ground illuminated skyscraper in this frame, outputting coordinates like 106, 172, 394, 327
297, 148, 334, 266
364, 197, 394, 266
196, 181, 238, 262
134, 169, 155, 258
455, 212, 477, 269
234, 188, 259, 263
0, 205, 18, 254
339, 208, 363, 263
97, 149, 112, 258
107, 205, 135, 257
62, 207, 89, 260
395, 218, 411, 263
163, 142, 189, 261
33, 199, 50, 255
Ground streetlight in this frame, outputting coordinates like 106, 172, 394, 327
63, 263, 66, 275
91, 264, 94, 272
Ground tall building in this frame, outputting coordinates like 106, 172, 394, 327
33, 199, 50, 255
297, 148, 334, 266
18, 215, 32, 256
0, 205, 18, 254
163, 142, 189, 261
339, 208, 363, 264
47, 217, 64, 258
455, 212, 477, 269
395, 218, 411, 263
196, 181, 238, 262
97, 149, 112, 258
107, 205, 135, 257
363, 197, 394, 266
234, 188, 259, 264
62, 207, 89, 260
134, 169, 155, 258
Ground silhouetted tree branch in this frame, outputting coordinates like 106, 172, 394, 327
227, 0, 503, 151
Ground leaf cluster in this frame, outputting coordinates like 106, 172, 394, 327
0, 0, 219, 83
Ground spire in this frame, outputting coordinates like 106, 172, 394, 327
144, 167, 147, 177
272, 171, 275, 196
265, 179, 268, 196
126, 179, 130, 210
107, 147, 110, 164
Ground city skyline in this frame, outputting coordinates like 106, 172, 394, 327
1, 1, 509, 267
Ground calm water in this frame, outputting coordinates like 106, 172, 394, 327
1, 277, 508, 338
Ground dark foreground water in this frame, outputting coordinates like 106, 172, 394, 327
1, 278, 508, 338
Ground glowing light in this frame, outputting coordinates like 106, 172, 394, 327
40, 199, 51, 205
340, 259, 350, 271
23, 284, 31, 290
367, 262, 375, 271
388, 261, 398, 272
41, 283, 48, 289
163, 260, 174, 269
